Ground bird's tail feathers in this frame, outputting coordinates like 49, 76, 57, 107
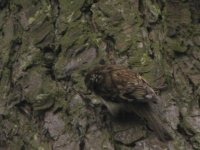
132, 103, 173, 141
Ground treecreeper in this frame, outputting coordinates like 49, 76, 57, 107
85, 64, 173, 141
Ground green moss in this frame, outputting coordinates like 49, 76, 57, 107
33, 94, 54, 111
166, 37, 188, 53
28, 17, 35, 25
140, 53, 152, 66
191, 134, 200, 149
145, 0, 161, 18
0, 68, 10, 92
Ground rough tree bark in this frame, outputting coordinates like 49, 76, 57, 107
0, 0, 200, 150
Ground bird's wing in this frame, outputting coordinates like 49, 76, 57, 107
109, 68, 158, 103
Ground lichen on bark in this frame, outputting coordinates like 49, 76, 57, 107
0, 0, 200, 150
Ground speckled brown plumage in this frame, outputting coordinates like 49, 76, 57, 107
85, 65, 172, 141
85, 65, 159, 103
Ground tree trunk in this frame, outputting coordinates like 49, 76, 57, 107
0, 0, 200, 149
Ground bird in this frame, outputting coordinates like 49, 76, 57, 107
84, 64, 172, 141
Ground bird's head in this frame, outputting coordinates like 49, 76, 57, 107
84, 67, 104, 92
